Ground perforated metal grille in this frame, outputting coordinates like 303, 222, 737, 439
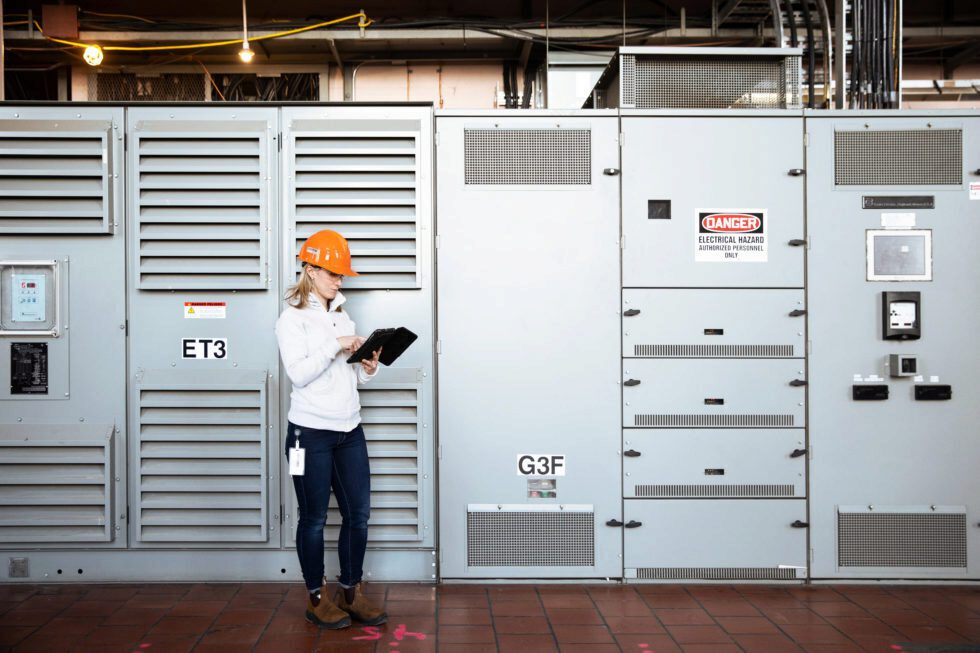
467, 511, 594, 566
464, 129, 591, 185
136, 376, 267, 543
634, 414, 794, 427
632, 55, 802, 109
636, 567, 798, 580
135, 123, 269, 290
324, 383, 422, 542
635, 484, 796, 498
91, 73, 207, 101
292, 130, 420, 289
621, 54, 637, 107
634, 344, 795, 357
835, 129, 963, 185
838, 512, 967, 567
0, 122, 113, 233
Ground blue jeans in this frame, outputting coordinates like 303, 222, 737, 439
286, 422, 371, 590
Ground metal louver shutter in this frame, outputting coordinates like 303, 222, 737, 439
135, 369, 268, 544
0, 120, 114, 234
324, 373, 423, 543
0, 425, 113, 543
134, 120, 270, 290
290, 119, 421, 289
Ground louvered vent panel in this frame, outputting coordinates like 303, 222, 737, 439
635, 414, 794, 427
467, 510, 594, 567
136, 127, 269, 290
636, 567, 798, 580
293, 131, 420, 289
634, 344, 795, 357
137, 377, 267, 543
325, 383, 422, 542
0, 427, 113, 543
464, 129, 591, 185
0, 123, 112, 233
838, 512, 967, 567
632, 54, 802, 109
835, 129, 963, 185
635, 484, 796, 498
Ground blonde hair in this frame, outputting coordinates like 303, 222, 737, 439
284, 266, 316, 309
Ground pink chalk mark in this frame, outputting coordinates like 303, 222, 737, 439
353, 626, 383, 641
392, 624, 427, 641
139, 645, 152, 650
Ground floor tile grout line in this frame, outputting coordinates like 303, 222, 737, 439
189, 582, 240, 652
683, 584, 748, 653
581, 582, 626, 653
535, 585, 563, 653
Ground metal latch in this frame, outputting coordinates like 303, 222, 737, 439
789, 309, 807, 317
623, 309, 641, 317
603, 168, 620, 176
788, 239, 807, 247
789, 379, 807, 387
790, 448, 807, 458
624, 520, 642, 529
788, 168, 806, 176
623, 450, 641, 457
605, 519, 624, 527
791, 520, 810, 528
623, 379, 641, 387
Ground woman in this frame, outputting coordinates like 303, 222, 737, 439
275, 229, 387, 629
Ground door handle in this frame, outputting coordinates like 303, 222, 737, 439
791, 520, 809, 528
624, 449, 641, 457
605, 519, 624, 527
788, 239, 807, 247
624, 520, 643, 529
624, 379, 641, 387
788, 168, 806, 176
789, 379, 807, 387
790, 448, 808, 458
623, 309, 641, 317
603, 167, 620, 176
789, 309, 807, 317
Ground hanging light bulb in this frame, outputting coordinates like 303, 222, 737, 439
83, 44, 104, 66
239, 0, 254, 63
239, 41, 254, 63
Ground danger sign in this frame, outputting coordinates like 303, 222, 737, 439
184, 302, 226, 319
696, 209, 768, 262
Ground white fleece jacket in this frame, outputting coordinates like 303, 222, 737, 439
275, 291, 376, 432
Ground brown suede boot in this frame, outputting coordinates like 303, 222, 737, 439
335, 582, 387, 625
305, 587, 351, 629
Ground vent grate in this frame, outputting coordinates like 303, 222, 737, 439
621, 54, 637, 107
838, 512, 967, 567
635, 484, 796, 498
634, 414, 794, 427
136, 378, 267, 543
633, 55, 802, 109
92, 73, 207, 102
835, 129, 963, 186
324, 383, 422, 542
464, 129, 591, 185
0, 123, 113, 234
467, 511, 594, 566
636, 567, 798, 580
135, 126, 269, 290
0, 428, 113, 543
634, 344, 795, 357
292, 130, 420, 289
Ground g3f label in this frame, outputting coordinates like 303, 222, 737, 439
517, 454, 566, 477
181, 338, 228, 359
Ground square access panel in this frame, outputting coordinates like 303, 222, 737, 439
866, 230, 933, 281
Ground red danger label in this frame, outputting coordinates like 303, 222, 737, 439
699, 213, 763, 233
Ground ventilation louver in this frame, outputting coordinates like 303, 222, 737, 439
134, 121, 270, 290
636, 567, 799, 580
838, 510, 967, 567
467, 506, 594, 566
0, 121, 114, 234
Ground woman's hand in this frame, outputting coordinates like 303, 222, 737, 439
360, 347, 382, 375
337, 335, 365, 353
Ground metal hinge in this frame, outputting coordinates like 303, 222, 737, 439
438, 445, 443, 460
804, 132, 810, 147
435, 235, 440, 249
277, 132, 282, 151
435, 132, 441, 146
280, 505, 285, 524
620, 235, 626, 250
436, 340, 442, 355
618, 132, 625, 147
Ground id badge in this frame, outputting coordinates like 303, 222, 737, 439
288, 443, 305, 476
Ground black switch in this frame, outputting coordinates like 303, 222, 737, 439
853, 384, 889, 400
914, 385, 952, 401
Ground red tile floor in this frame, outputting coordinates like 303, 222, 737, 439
1, 582, 978, 653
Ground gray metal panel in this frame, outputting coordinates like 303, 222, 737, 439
622, 116, 805, 288
624, 499, 807, 576
126, 106, 281, 550
622, 429, 806, 498
624, 359, 807, 428
281, 106, 436, 554
0, 424, 113, 543
806, 113, 980, 579
623, 289, 806, 358
437, 114, 622, 578
0, 105, 127, 550
133, 369, 268, 544
0, 120, 115, 234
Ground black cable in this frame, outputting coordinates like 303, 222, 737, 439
800, 0, 816, 108
502, 62, 512, 108
510, 63, 519, 108
521, 59, 534, 108
784, 0, 799, 48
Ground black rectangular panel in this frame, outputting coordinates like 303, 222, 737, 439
11, 342, 48, 394
862, 196, 935, 209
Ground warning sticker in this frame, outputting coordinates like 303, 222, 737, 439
696, 209, 768, 263
184, 302, 227, 319
970, 181, 980, 200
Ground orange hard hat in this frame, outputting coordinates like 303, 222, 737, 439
297, 230, 359, 276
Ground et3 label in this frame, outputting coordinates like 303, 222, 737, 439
517, 454, 566, 477
181, 338, 228, 359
